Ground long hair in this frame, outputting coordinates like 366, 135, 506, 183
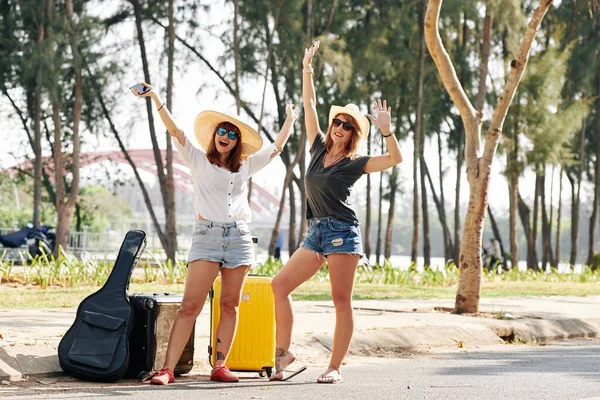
205, 122, 243, 172
325, 113, 362, 158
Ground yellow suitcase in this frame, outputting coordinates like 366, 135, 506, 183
209, 275, 275, 377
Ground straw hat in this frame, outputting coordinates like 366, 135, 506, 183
328, 103, 370, 139
194, 111, 263, 159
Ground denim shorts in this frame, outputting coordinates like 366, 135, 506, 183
188, 220, 254, 269
300, 216, 363, 257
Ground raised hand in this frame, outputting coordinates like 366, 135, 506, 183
303, 40, 320, 68
131, 82, 155, 98
367, 99, 392, 134
286, 104, 299, 122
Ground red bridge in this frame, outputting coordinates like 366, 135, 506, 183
4, 149, 283, 216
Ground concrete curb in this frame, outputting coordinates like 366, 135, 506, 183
2, 306, 600, 381
486, 317, 600, 343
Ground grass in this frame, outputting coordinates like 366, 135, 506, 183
1, 279, 599, 309
0, 252, 599, 308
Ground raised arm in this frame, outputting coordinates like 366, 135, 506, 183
131, 82, 185, 145
364, 99, 403, 174
303, 41, 321, 147
274, 104, 299, 153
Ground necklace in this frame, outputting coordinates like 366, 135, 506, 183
323, 152, 346, 168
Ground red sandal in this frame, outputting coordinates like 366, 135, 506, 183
150, 367, 175, 385
210, 365, 239, 382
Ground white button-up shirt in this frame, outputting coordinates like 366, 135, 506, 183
173, 136, 279, 223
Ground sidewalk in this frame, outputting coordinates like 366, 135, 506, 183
1, 295, 599, 381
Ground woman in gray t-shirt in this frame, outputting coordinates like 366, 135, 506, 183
270, 40, 403, 384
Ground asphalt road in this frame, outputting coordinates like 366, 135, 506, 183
2, 339, 599, 400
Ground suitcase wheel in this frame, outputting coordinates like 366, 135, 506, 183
259, 367, 272, 378
144, 298, 155, 310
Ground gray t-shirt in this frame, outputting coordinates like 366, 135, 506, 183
305, 134, 370, 223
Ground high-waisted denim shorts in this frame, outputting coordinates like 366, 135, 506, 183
188, 220, 254, 269
300, 216, 363, 257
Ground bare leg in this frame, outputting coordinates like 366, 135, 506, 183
214, 264, 250, 366
317, 253, 359, 383
270, 248, 323, 380
163, 260, 220, 371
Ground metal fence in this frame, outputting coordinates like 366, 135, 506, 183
0, 227, 194, 261
66, 229, 193, 256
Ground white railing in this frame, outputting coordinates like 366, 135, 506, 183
0, 227, 193, 261
67, 229, 193, 256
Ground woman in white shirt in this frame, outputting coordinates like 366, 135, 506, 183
132, 82, 297, 385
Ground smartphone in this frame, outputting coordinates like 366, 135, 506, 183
130, 83, 150, 95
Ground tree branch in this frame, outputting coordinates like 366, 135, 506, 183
424, 0, 477, 125
474, 10, 492, 113
482, 0, 553, 167
2, 86, 34, 149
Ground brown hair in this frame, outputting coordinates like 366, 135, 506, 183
325, 113, 362, 158
205, 122, 243, 172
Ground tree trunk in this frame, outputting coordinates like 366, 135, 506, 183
570, 117, 586, 266
163, 0, 178, 261
48, 0, 81, 256
486, 205, 506, 268
269, 167, 292, 256
288, 180, 297, 256
33, 70, 43, 228
424, 158, 453, 259
411, 139, 420, 264
540, 169, 555, 269
297, 151, 307, 249
587, 64, 600, 266
540, 172, 548, 269
58, 0, 82, 257
364, 133, 372, 259
453, 124, 463, 265
384, 166, 398, 260
451, 7, 470, 268
508, 134, 519, 269
425, 0, 552, 313
416, 0, 429, 267
297, 0, 311, 249
269, 126, 306, 256
518, 191, 532, 244
33, 0, 48, 228
549, 165, 554, 261
130, 0, 174, 259
529, 173, 541, 271
436, 131, 453, 260
555, 165, 563, 265
51, 101, 66, 256
375, 159, 384, 266
506, 88, 522, 270
420, 158, 431, 267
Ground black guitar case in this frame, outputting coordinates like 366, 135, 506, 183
58, 230, 147, 382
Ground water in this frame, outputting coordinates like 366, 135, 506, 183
258, 251, 585, 273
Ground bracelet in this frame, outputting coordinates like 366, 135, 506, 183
303, 67, 314, 73
157, 103, 165, 112
381, 131, 393, 138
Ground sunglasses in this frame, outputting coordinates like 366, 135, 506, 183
216, 127, 239, 141
332, 118, 354, 132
